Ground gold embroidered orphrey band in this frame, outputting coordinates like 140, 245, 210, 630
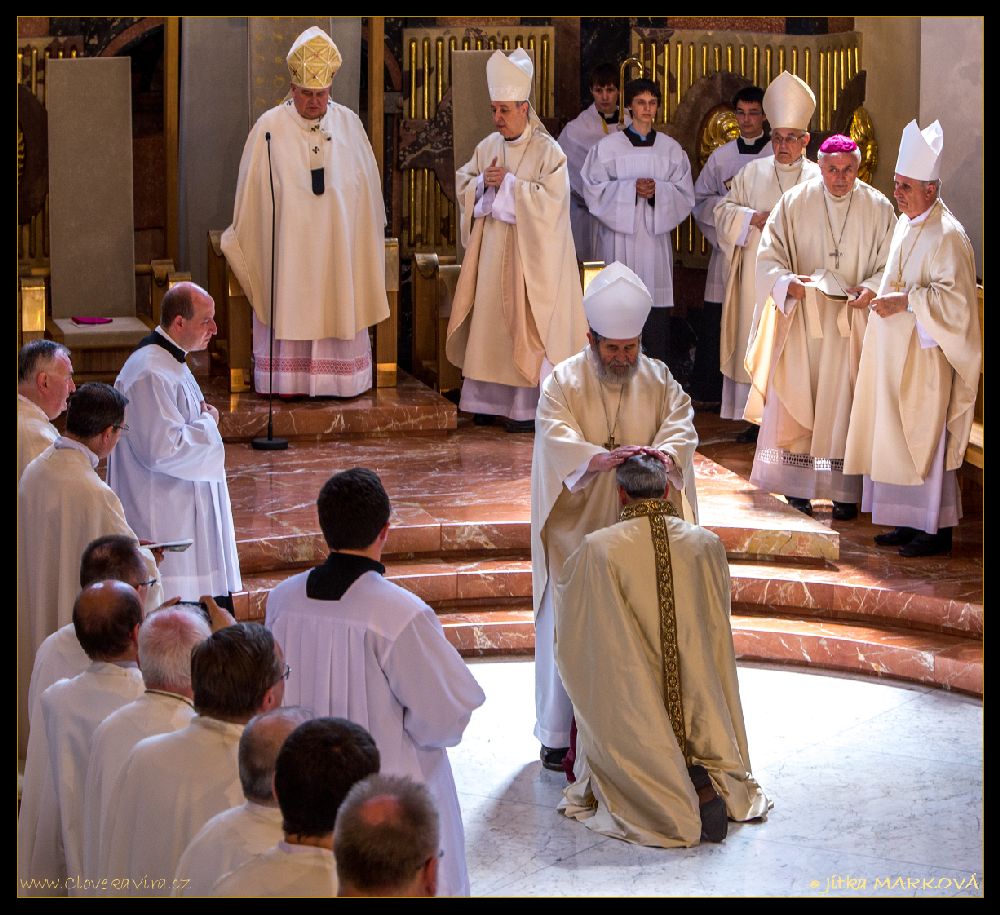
618, 498, 687, 758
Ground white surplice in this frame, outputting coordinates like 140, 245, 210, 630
17, 663, 143, 897
17, 394, 58, 482
557, 103, 627, 261
266, 567, 486, 897
102, 715, 245, 896
173, 801, 283, 897
210, 842, 337, 898
82, 690, 195, 883
582, 130, 695, 309
28, 623, 88, 725
108, 343, 241, 599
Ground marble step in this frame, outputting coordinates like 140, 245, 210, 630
428, 608, 982, 696
238, 555, 982, 640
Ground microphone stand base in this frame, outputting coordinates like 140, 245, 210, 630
251, 436, 289, 451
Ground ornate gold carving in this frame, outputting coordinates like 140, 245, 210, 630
698, 105, 740, 170
618, 498, 687, 758
848, 106, 878, 185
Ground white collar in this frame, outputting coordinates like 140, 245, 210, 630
54, 435, 99, 468
155, 325, 188, 356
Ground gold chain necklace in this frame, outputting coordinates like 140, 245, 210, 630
599, 382, 627, 450
773, 158, 804, 194
822, 186, 856, 270
890, 199, 938, 291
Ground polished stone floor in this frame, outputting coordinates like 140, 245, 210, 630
454, 658, 984, 898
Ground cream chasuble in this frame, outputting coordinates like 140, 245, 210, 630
448, 121, 587, 390
17, 394, 58, 482
556, 501, 769, 846
845, 200, 981, 485
713, 155, 820, 417
747, 178, 895, 500
210, 841, 338, 898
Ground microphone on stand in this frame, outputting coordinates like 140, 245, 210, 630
253, 130, 289, 451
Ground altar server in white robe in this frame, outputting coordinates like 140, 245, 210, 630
221, 26, 389, 397
557, 456, 769, 846
845, 120, 981, 557
82, 606, 210, 883
531, 263, 699, 772
108, 282, 241, 602
17, 582, 144, 897
265, 468, 486, 897
690, 86, 772, 408
17, 340, 74, 481
447, 48, 587, 430
714, 72, 820, 429
174, 706, 312, 897
211, 718, 379, 898
557, 62, 627, 262
582, 78, 695, 363
18, 384, 160, 758
102, 624, 285, 895
748, 134, 896, 519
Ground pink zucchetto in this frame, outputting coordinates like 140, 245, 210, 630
819, 134, 858, 154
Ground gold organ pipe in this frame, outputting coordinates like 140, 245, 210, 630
739, 44, 746, 77
687, 216, 694, 254
726, 44, 733, 73
501, 36, 508, 50
408, 39, 417, 118
701, 43, 708, 77
435, 38, 443, 105
515, 34, 523, 49
791, 46, 798, 76
423, 167, 431, 247
752, 45, 759, 85
474, 37, 482, 50
421, 38, 430, 120
804, 48, 811, 89
31, 46, 39, 95
688, 43, 695, 87
778, 45, 785, 74
675, 42, 682, 106
854, 45, 860, 75
840, 46, 847, 92
828, 48, 835, 127
17, 49, 23, 85
407, 173, 415, 247
541, 35, 550, 116
713, 44, 721, 73
650, 41, 657, 86
662, 60, 669, 122
764, 45, 772, 84
461, 37, 469, 51
818, 51, 825, 130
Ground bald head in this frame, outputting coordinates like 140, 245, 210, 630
138, 606, 212, 696
238, 706, 314, 805
160, 281, 217, 353
72, 580, 143, 662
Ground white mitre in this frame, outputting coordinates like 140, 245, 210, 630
584, 262, 652, 339
763, 71, 815, 130
895, 119, 943, 181
287, 26, 342, 88
486, 48, 533, 102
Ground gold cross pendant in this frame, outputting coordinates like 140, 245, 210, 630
604, 435, 617, 450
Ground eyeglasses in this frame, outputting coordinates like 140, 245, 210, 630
279, 663, 292, 681
136, 578, 158, 589
771, 133, 806, 146
113, 422, 130, 433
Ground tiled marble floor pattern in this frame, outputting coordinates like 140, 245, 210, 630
455, 658, 983, 898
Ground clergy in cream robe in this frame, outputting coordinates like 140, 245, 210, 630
17, 393, 58, 481
556, 498, 769, 846
845, 198, 980, 532
108, 340, 241, 600
558, 102, 627, 261
102, 716, 246, 895
28, 624, 88, 726
82, 690, 196, 882
531, 349, 699, 749
581, 129, 695, 313
17, 663, 144, 896
211, 842, 338, 898
447, 117, 588, 422
690, 128, 772, 404
713, 155, 820, 419
173, 801, 283, 897
221, 98, 389, 397
748, 175, 896, 503
266, 555, 486, 897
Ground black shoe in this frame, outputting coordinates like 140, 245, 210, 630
735, 425, 759, 444
540, 745, 569, 771
688, 764, 728, 843
472, 413, 494, 426
786, 496, 813, 516
873, 526, 918, 547
832, 501, 858, 521
899, 528, 953, 558
505, 419, 535, 434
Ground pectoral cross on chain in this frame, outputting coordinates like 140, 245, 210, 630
604, 434, 617, 450
830, 247, 842, 270
889, 277, 907, 292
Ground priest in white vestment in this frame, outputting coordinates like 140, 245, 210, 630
557, 62, 627, 262
211, 718, 379, 898
845, 120, 981, 557
265, 468, 485, 897
221, 27, 389, 397
102, 624, 285, 895
108, 282, 241, 601
690, 86, 772, 408
531, 263, 699, 771
82, 607, 210, 884
714, 71, 820, 429
557, 456, 769, 846
17, 583, 145, 897
173, 706, 312, 896
582, 78, 695, 363
17, 340, 74, 481
447, 49, 587, 430
748, 134, 896, 518
18, 385, 159, 758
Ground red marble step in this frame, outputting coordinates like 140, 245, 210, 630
209, 371, 457, 442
